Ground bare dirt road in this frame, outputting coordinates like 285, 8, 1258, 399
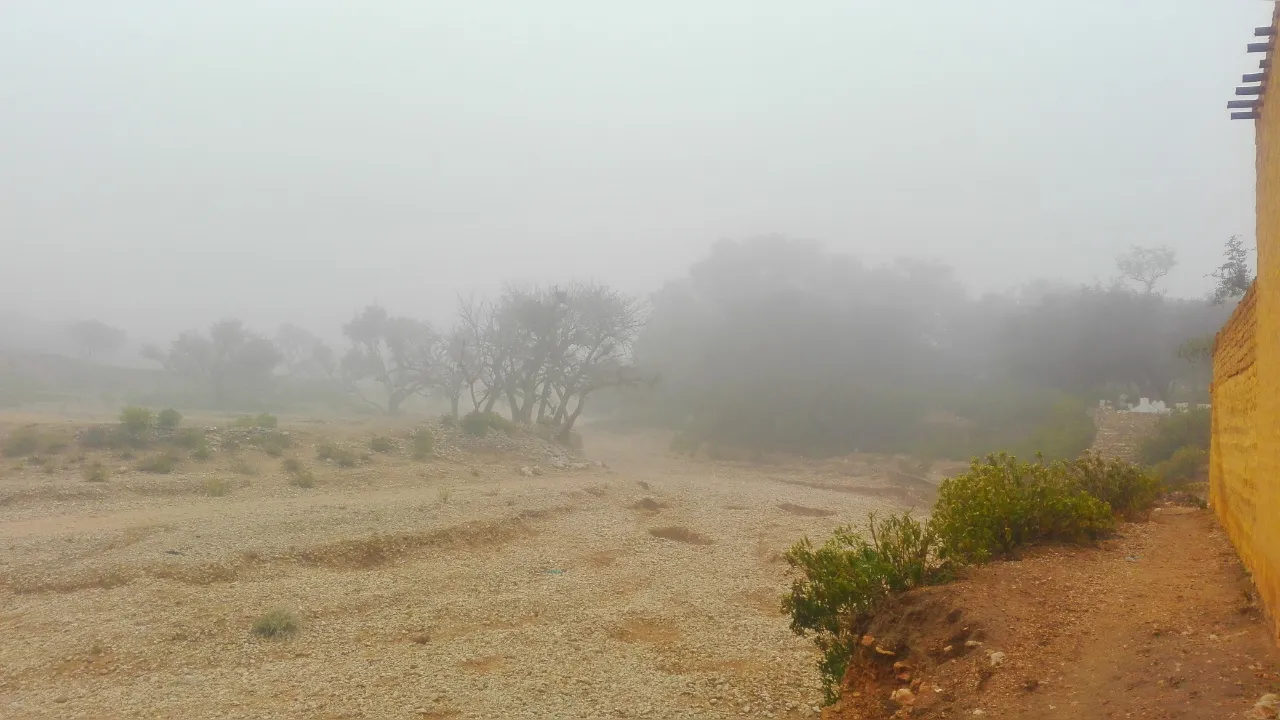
0, 428, 928, 719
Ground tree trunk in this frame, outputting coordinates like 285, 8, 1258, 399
449, 393, 460, 419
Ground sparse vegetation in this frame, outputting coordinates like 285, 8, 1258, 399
204, 477, 232, 496
1139, 406, 1210, 465
3, 426, 44, 457
229, 457, 257, 476
317, 441, 358, 468
437, 485, 452, 504
137, 452, 180, 474
411, 429, 434, 460
191, 441, 212, 461
83, 462, 109, 483
251, 608, 299, 638
369, 435, 395, 453
282, 457, 316, 488
80, 425, 121, 449
172, 427, 206, 449
156, 408, 182, 430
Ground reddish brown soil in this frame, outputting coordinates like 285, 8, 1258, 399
826, 506, 1280, 719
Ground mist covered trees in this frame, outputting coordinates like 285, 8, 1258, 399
623, 236, 1230, 460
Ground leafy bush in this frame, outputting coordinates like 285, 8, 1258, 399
251, 608, 299, 639
461, 411, 491, 437
369, 436, 395, 453
1013, 395, 1097, 461
156, 408, 182, 430
411, 429, 434, 460
137, 453, 179, 474
1139, 407, 1210, 465
1068, 452, 1160, 519
3, 426, 43, 457
930, 453, 1115, 564
438, 413, 458, 428
1152, 445, 1208, 488
83, 462, 109, 483
282, 457, 304, 475
119, 406, 155, 437
784, 512, 942, 701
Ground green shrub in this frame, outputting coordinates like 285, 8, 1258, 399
204, 477, 232, 496
461, 411, 491, 437
1068, 452, 1160, 518
1152, 445, 1208, 488
411, 429, 434, 460
783, 512, 942, 701
369, 436, 395, 453
1139, 407, 1210, 465
229, 456, 257, 476
251, 608, 299, 638
930, 453, 1115, 564
256, 413, 278, 429
282, 457, 304, 475
83, 462, 109, 483
3, 426, 42, 457
137, 453, 179, 474
156, 408, 182, 430
232, 415, 257, 429
119, 406, 154, 437
1013, 395, 1097, 461
438, 413, 458, 427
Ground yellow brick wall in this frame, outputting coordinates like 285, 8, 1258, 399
1212, 9, 1280, 644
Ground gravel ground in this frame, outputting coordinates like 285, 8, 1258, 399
0, 427, 924, 719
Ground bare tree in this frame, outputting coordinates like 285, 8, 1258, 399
340, 305, 438, 414
1116, 245, 1177, 294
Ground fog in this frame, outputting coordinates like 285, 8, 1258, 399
1, 0, 1267, 344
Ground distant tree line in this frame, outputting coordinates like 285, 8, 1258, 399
135, 282, 646, 440
615, 235, 1242, 460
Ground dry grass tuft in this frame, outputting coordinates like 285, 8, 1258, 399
251, 607, 300, 639
204, 477, 232, 497
648, 526, 713, 545
777, 503, 836, 517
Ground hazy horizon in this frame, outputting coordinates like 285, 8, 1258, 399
3, 1, 1270, 343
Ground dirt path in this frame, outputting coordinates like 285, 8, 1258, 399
830, 507, 1280, 719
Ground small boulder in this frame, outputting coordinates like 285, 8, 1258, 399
988, 651, 1006, 668
890, 688, 915, 706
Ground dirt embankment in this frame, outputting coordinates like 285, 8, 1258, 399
825, 507, 1280, 719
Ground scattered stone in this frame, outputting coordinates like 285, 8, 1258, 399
893, 661, 912, 672
943, 644, 954, 654
988, 651, 1006, 668
874, 645, 896, 656
1251, 694, 1280, 720
964, 640, 982, 649
860, 634, 876, 647
519, 466, 535, 477
890, 688, 915, 706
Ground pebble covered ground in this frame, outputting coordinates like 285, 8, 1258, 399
0, 426, 921, 719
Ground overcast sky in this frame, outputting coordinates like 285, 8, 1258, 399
1, 1, 1270, 341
